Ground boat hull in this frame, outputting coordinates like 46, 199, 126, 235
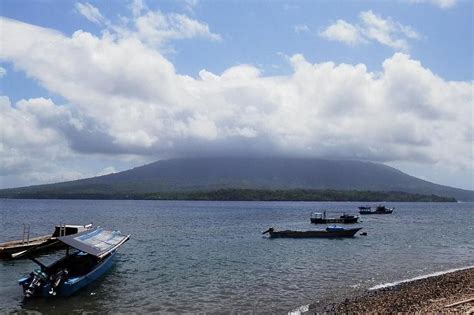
1, 224, 92, 260
19, 251, 116, 297
0, 236, 51, 259
359, 206, 394, 215
59, 252, 115, 297
310, 217, 359, 224
268, 227, 362, 238
359, 210, 393, 215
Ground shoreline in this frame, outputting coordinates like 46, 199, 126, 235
0, 188, 458, 202
305, 266, 474, 314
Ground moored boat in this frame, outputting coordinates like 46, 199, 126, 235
0, 224, 93, 259
18, 227, 130, 297
262, 226, 363, 238
359, 205, 394, 215
310, 211, 359, 224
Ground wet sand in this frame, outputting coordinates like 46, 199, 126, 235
309, 267, 474, 314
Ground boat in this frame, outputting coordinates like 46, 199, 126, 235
310, 211, 359, 224
262, 226, 363, 238
358, 205, 394, 215
0, 224, 93, 259
18, 227, 130, 297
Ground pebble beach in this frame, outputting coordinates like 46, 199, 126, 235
309, 267, 474, 314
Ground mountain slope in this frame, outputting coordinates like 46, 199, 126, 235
1, 157, 472, 201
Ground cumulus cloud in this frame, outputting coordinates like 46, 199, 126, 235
0, 66, 6, 78
320, 20, 364, 45
320, 10, 420, 51
0, 96, 83, 185
0, 16, 472, 188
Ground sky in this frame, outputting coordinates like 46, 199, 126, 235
0, 0, 472, 190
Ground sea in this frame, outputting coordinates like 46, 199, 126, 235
0, 199, 473, 314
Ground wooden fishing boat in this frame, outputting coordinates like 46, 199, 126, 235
262, 226, 363, 238
359, 205, 394, 215
0, 224, 93, 259
18, 227, 130, 297
310, 211, 359, 224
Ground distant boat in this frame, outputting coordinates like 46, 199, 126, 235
0, 224, 93, 259
262, 226, 363, 238
18, 227, 130, 297
310, 211, 359, 224
359, 205, 394, 215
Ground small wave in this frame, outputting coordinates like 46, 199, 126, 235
369, 265, 474, 291
288, 303, 309, 315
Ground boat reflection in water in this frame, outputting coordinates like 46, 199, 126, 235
18, 227, 130, 297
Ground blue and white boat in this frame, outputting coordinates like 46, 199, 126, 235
18, 227, 130, 297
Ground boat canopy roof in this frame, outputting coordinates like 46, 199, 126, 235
58, 228, 129, 259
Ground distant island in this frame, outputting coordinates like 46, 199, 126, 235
0, 157, 472, 201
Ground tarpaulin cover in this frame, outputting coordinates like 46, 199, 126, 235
58, 228, 129, 258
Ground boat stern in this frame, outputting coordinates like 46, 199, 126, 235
18, 269, 52, 298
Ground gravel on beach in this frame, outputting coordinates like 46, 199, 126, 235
309, 267, 474, 314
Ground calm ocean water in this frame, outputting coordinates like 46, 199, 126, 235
0, 199, 473, 313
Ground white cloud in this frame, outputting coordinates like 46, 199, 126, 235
0, 96, 81, 184
294, 24, 310, 34
320, 10, 420, 51
75, 1, 220, 48
183, 0, 199, 13
96, 166, 117, 176
408, 0, 457, 9
0, 17, 472, 189
131, 11, 221, 46
75, 2, 109, 25
319, 20, 364, 45
129, 0, 146, 17
359, 10, 419, 50
0, 66, 6, 78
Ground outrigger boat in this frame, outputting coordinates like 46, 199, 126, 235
262, 226, 363, 238
359, 205, 394, 215
18, 227, 129, 297
0, 224, 93, 259
310, 211, 359, 224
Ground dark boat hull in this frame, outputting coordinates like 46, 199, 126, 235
19, 251, 115, 297
267, 227, 362, 238
359, 206, 394, 215
1, 224, 92, 260
359, 210, 393, 215
310, 217, 359, 224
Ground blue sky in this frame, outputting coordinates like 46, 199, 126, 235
0, 0, 472, 190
